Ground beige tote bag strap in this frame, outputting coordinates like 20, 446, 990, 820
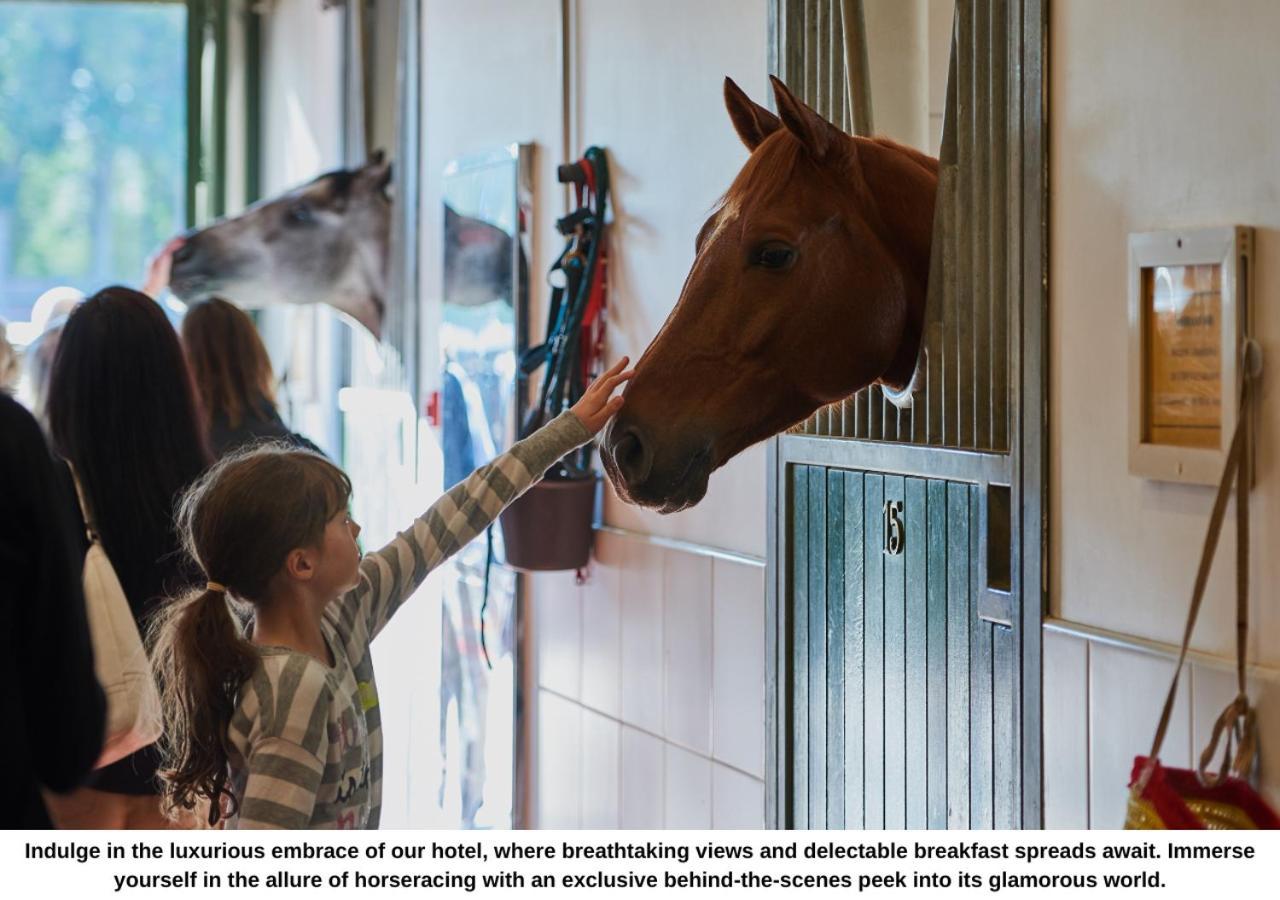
1137, 369, 1252, 792
67, 462, 100, 544
1197, 360, 1257, 786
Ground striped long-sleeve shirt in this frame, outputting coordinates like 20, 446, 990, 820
224, 410, 592, 829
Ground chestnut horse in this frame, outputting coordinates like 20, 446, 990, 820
600, 76, 938, 513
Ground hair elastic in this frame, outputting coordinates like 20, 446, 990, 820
206, 581, 227, 594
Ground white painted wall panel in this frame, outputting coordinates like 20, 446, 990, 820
1051, 0, 1280, 664
576, 0, 770, 557
1042, 631, 1089, 829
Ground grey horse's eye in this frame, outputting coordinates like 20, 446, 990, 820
286, 202, 314, 226
751, 241, 796, 270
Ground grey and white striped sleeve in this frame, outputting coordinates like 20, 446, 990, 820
347, 410, 592, 641
234, 737, 327, 829
230, 656, 333, 830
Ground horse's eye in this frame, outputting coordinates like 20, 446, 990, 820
286, 202, 314, 226
751, 242, 797, 270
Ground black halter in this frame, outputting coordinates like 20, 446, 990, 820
519, 146, 611, 478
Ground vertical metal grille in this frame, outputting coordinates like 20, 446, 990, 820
770, 0, 870, 135
771, 1, 1013, 452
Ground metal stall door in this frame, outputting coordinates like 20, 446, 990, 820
765, 0, 1047, 829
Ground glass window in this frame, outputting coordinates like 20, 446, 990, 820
0, 1, 187, 340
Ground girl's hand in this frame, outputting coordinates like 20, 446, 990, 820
570, 356, 635, 435
142, 237, 185, 298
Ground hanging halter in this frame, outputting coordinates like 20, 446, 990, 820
478, 148, 611, 668
519, 146, 611, 478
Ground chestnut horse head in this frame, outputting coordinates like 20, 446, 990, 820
601, 76, 937, 513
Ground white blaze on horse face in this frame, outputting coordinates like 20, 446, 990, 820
705, 202, 740, 249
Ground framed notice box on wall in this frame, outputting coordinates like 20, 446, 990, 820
1128, 226, 1254, 484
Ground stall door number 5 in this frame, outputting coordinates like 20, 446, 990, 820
883, 500, 905, 556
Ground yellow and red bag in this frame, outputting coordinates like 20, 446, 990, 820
1127, 756, 1279, 830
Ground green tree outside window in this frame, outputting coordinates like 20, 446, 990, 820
0, 1, 186, 324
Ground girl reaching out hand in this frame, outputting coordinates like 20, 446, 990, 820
150, 357, 634, 829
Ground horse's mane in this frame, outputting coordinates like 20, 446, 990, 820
866, 136, 940, 176
719, 130, 808, 213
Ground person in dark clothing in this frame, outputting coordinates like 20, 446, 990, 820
0, 394, 106, 828
180, 297, 322, 458
43, 287, 209, 828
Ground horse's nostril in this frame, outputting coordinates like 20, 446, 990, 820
613, 426, 654, 485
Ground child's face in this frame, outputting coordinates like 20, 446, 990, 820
314, 508, 362, 594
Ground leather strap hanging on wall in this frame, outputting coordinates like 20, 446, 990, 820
1126, 348, 1279, 829
519, 146, 610, 478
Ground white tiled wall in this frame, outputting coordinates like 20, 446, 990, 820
1043, 625, 1280, 829
580, 710, 620, 828
539, 556, 1280, 831
532, 529, 766, 829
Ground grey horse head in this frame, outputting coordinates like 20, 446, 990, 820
169, 153, 392, 338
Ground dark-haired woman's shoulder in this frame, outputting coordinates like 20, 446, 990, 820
209, 397, 326, 459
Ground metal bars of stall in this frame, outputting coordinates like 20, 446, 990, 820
770, 0, 1012, 452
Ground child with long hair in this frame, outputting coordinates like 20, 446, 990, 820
149, 357, 632, 829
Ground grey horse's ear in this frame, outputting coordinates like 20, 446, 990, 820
724, 76, 781, 151
769, 75, 843, 160
363, 151, 392, 194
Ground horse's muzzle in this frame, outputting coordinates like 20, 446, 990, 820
601, 418, 713, 514
168, 234, 220, 299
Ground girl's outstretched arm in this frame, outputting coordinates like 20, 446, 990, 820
342, 357, 633, 641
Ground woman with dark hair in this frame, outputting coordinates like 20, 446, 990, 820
1, 394, 106, 828
44, 286, 210, 828
180, 297, 321, 457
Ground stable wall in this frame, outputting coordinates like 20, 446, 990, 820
542, 0, 770, 828
576, 1, 771, 560
1047, 0, 1280, 827
417, 0, 771, 827
257, 0, 347, 457
263, 0, 1280, 832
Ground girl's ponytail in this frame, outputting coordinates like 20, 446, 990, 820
148, 443, 351, 827
149, 585, 257, 826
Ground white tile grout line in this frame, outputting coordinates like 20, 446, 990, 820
575, 703, 584, 830
709, 559, 717, 826
540, 686, 766, 784
576, 572, 585, 826
660, 547, 669, 827
1084, 638, 1092, 830
596, 524, 765, 568
614, 554, 623, 829
1045, 617, 1280, 682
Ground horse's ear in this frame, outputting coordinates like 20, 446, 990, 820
362, 151, 392, 195
724, 77, 780, 151
769, 75, 842, 160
